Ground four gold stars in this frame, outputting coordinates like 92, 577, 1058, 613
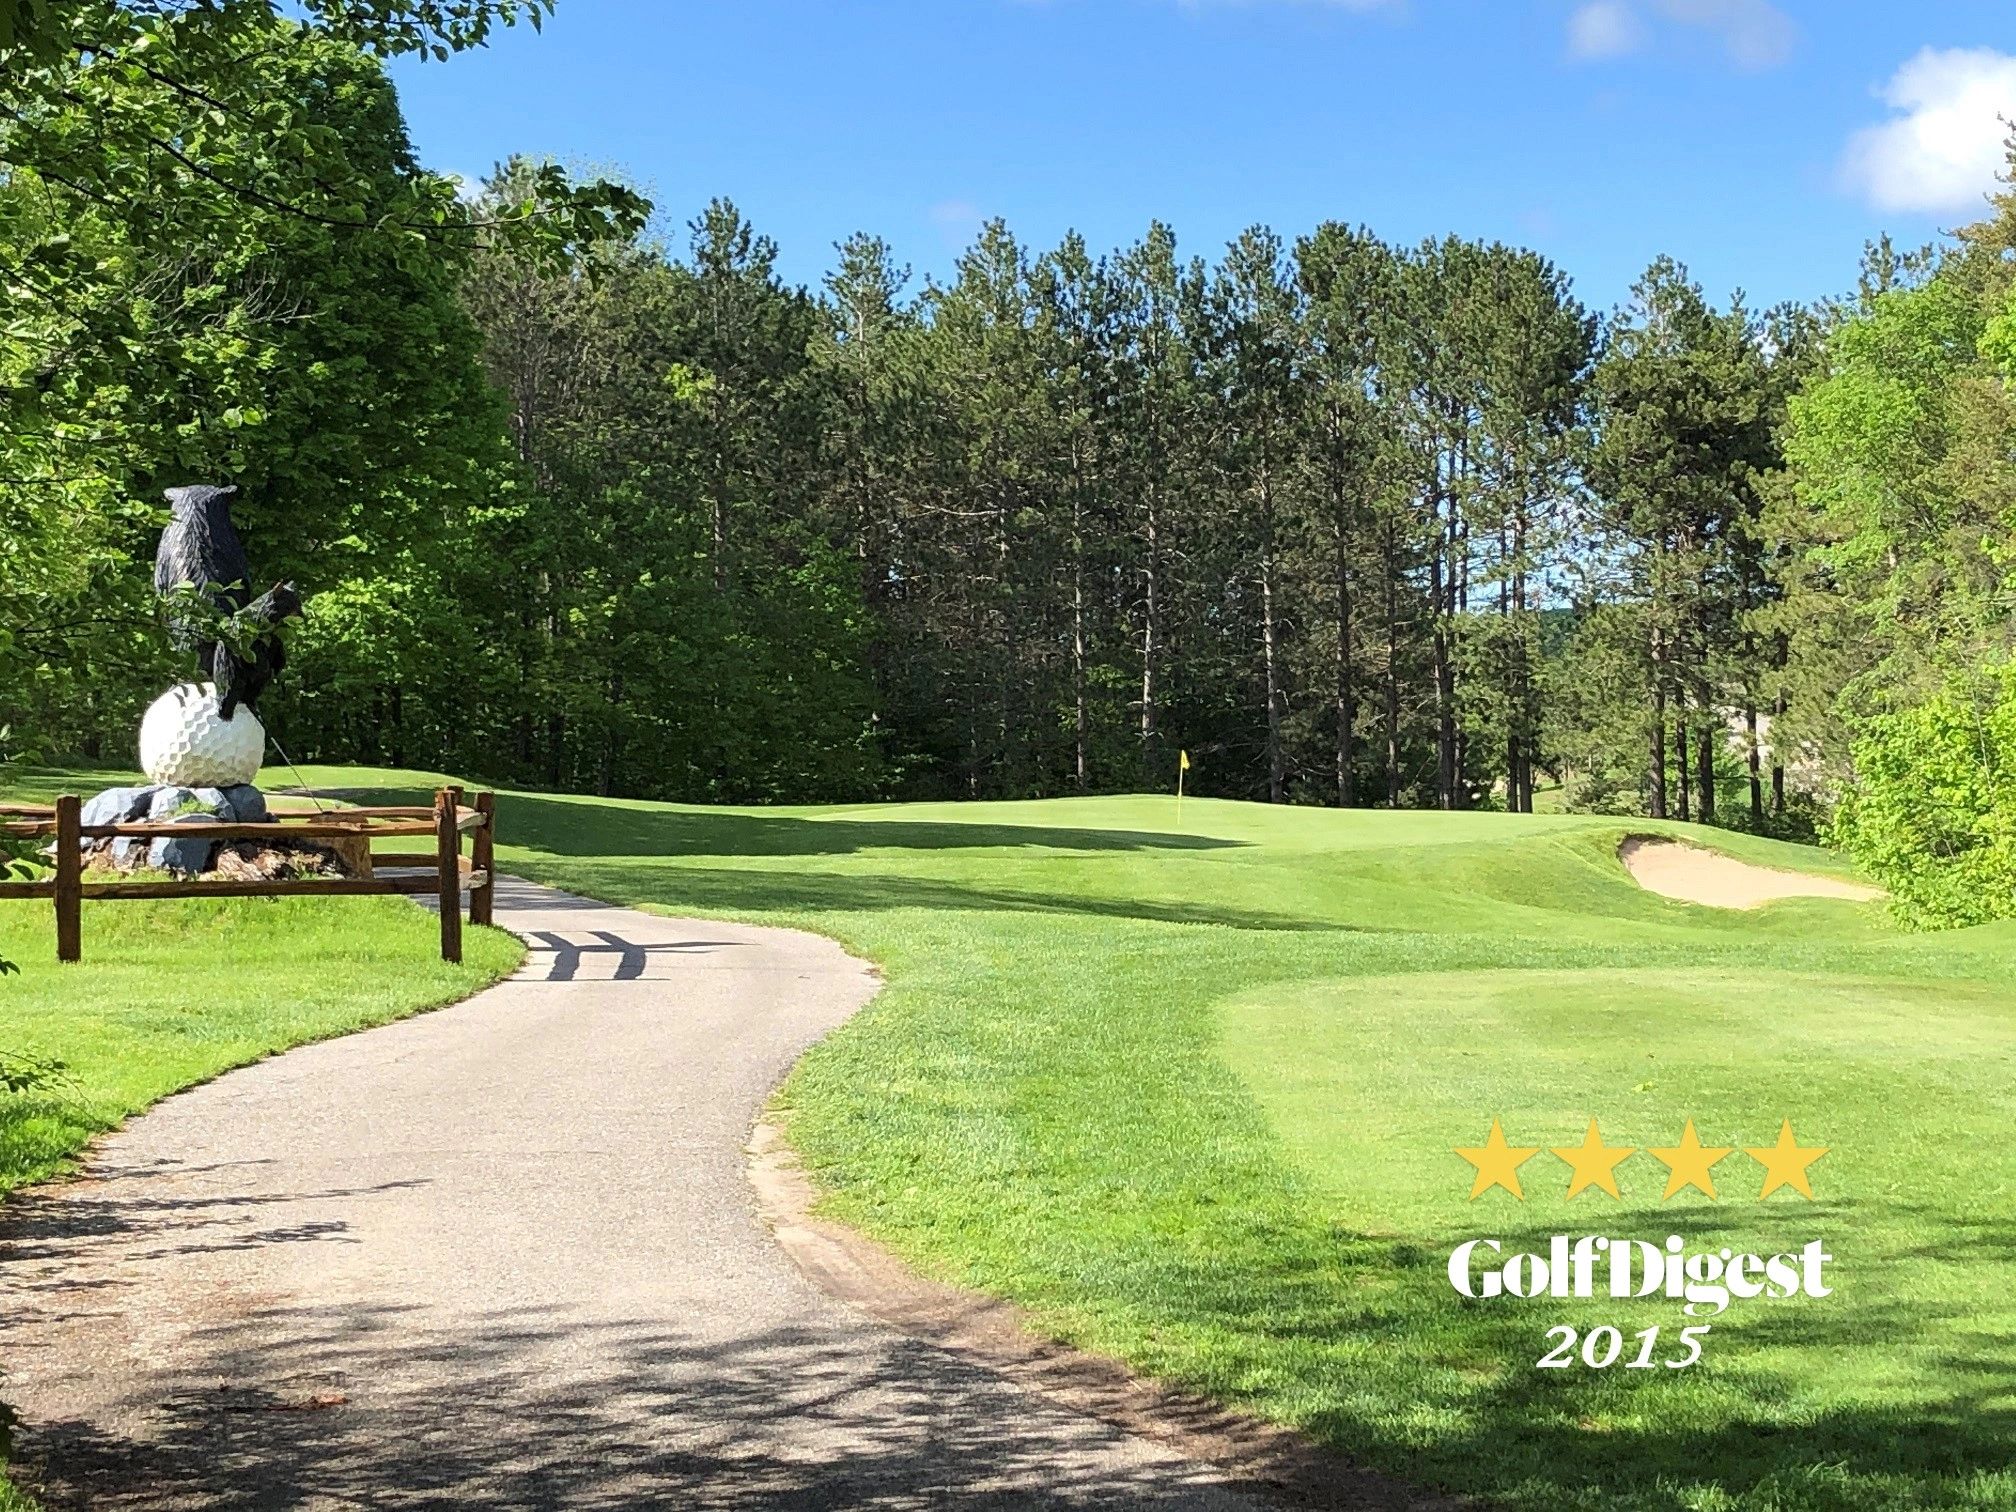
1455, 1118, 1540, 1199
1747, 1120, 1828, 1199
1551, 1118, 1636, 1199
1455, 1118, 1827, 1200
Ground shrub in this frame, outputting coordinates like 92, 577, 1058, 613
1832, 660, 2016, 928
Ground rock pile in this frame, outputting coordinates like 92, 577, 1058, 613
77, 785, 361, 881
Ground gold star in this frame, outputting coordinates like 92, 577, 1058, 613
1648, 1119, 1735, 1200
1747, 1121, 1828, 1199
1456, 1118, 1540, 1200
1551, 1118, 1637, 1200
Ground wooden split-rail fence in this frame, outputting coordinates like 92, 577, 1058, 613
0, 787, 495, 964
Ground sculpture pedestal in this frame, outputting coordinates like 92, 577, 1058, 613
80, 783, 273, 877
75, 784, 361, 881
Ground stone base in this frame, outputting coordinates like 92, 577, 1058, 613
78, 784, 360, 881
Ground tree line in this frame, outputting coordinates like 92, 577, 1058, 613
361, 178, 1817, 827
5, 1, 2014, 922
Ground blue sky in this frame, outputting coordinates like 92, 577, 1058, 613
388, 0, 2016, 316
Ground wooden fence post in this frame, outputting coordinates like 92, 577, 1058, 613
54, 795, 81, 964
470, 791, 495, 927
435, 787, 463, 965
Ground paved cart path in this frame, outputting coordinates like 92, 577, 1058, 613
0, 879, 1277, 1510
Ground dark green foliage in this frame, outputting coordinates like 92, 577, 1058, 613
0, 0, 642, 762
1832, 661, 2016, 926
0, 1049, 62, 1095
1772, 177, 2016, 921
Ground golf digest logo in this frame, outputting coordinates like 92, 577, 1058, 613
1450, 1117, 1832, 1371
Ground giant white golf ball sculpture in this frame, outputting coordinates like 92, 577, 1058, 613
139, 683, 265, 788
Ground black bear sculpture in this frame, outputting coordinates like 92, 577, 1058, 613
154, 484, 301, 719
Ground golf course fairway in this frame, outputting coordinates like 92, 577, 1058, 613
16, 764, 2016, 1510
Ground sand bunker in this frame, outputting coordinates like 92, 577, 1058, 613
1618, 837, 1884, 910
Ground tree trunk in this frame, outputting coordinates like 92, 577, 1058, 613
1140, 480, 1160, 777
1431, 541, 1454, 810
995, 489, 1015, 793
1747, 705, 1763, 827
1674, 710, 1691, 823
1072, 470, 1088, 792
1649, 631, 1668, 820
710, 411, 730, 594
1696, 714, 1715, 825
1771, 685, 1787, 818
1449, 502, 1468, 810
1384, 526, 1402, 807
599, 675, 624, 799
1260, 537, 1285, 804
1501, 551, 1522, 814
1512, 522, 1532, 815
1259, 424, 1285, 804
1335, 524, 1355, 808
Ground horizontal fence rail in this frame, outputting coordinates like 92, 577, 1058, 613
1, 787, 495, 964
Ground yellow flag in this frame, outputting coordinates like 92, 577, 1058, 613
1179, 750, 1191, 771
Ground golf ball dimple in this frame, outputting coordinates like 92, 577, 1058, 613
139, 684, 265, 788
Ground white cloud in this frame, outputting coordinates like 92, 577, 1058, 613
1842, 47, 2016, 214
1566, 0, 1793, 71
1567, 2, 1642, 61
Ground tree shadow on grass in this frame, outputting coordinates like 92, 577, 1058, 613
525, 858, 1349, 934
11, 1234, 2010, 1512
1092, 1209, 2016, 1509
346, 785, 1245, 862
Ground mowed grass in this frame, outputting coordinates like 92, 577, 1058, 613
33, 763, 2016, 1509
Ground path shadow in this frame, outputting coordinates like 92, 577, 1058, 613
0, 1161, 425, 1270
522, 931, 743, 983
13, 1269, 2011, 1512
9, 1299, 1285, 1511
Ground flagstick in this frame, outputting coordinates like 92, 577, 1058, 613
1176, 761, 1184, 828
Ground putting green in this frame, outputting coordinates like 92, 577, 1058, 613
1223, 967, 2015, 1222
1222, 966, 2016, 1389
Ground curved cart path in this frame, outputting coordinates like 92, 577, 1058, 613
0, 879, 1285, 1510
